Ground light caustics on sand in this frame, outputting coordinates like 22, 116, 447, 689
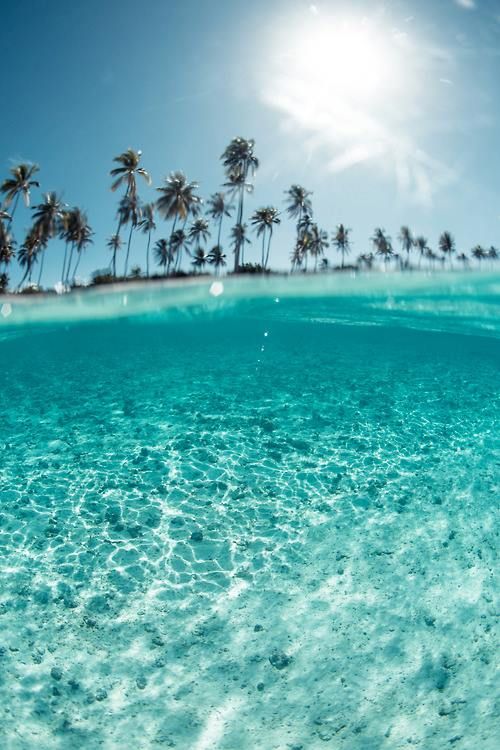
0, 277, 498, 749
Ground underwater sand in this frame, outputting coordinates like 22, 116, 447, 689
0, 273, 498, 749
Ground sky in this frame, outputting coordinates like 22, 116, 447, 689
1, 0, 500, 285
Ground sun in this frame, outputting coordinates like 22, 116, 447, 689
289, 17, 396, 102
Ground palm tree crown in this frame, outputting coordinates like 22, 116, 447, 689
188, 218, 210, 248
156, 171, 201, 222
110, 149, 151, 197
251, 206, 280, 269
1, 163, 40, 210
333, 224, 351, 267
284, 185, 313, 220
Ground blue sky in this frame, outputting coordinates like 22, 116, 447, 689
1, 0, 500, 284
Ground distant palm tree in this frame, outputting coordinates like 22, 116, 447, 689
118, 194, 142, 277
17, 226, 44, 288
60, 207, 86, 284
32, 192, 64, 286
414, 236, 429, 269
487, 246, 499, 265
139, 202, 156, 277
250, 206, 280, 269
188, 218, 210, 257
230, 223, 250, 266
308, 224, 329, 271
438, 231, 455, 267
206, 192, 233, 245
70, 219, 94, 282
372, 228, 393, 268
285, 185, 313, 263
0, 163, 40, 224
170, 228, 190, 272
191, 247, 209, 273
297, 212, 313, 270
332, 224, 351, 268
471, 245, 486, 265
290, 241, 305, 273
456, 252, 469, 269
221, 137, 259, 271
357, 252, 375, 270
110, 149, 150, 198
208, 245, 226, 275
398, 226, 413, 268
154, 238, 172, 276
0, 217, 15, 274
157, 171, 201, 270
107, 234, 122, 277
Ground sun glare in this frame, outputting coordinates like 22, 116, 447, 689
292, 19, 394, 101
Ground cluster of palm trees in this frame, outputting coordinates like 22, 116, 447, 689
0, 164, 93, 290
0, 139, 498, 292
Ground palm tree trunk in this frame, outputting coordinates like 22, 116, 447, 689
261, 233, 266, 268
112, 249, 117, 278
146, 231, 151, 278
17, 265, 30, 291
37, 250, 45, 287
233, 188, 244, 272
168, 216, 178, 276
66, 244, 75, 284
8, 193, 20, 230
61, 242, 69, 283
264, 229, 273, 270
72, 251, 83, 280
124, 224, 133, 277
218, 216, 223, 246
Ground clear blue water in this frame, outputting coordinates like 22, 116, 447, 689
0, 274, 498, 749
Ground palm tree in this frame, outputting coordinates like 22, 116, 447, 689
487, 246, 499, 266
110, 149, 150, 198
188, 218, 210, 256
372, 228, 393, 268
398, 226, 413, 268
60, 207, 86, 284
296, 212, 314, 271
191, 247, 209, 273
332, 224, 351, 268
17, 226, 45, 288
308, 224, 329, 271
456, 252, 469, 269
438, 231, 455, 267
170, 228, 190, 273
206, 192, 233, 245
157, 171, 201, 270
70, 219, 94, 282
139, 203, 156, 277
250, 206, 280, 269
107, 234, 122, 277
414, 236, 429, 269
154, 238, 172, 276
31, 192, 64, 286
221, 137, 259, 271
1, 163, 40, 224
0, 218, 15, 274
118, 194, 142, 277
230, 223, 250, 267
290, 241, 304, 273
284, 185, 313, 259
208, 245, 226, 275
471, 245, 486, 265
357, 252, 375, 270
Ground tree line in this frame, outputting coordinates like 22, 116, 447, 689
0, 138, 498, 293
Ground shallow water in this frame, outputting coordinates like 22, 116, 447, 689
0, 274, 499, 749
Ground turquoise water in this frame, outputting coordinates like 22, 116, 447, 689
0, 274, 498, 749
